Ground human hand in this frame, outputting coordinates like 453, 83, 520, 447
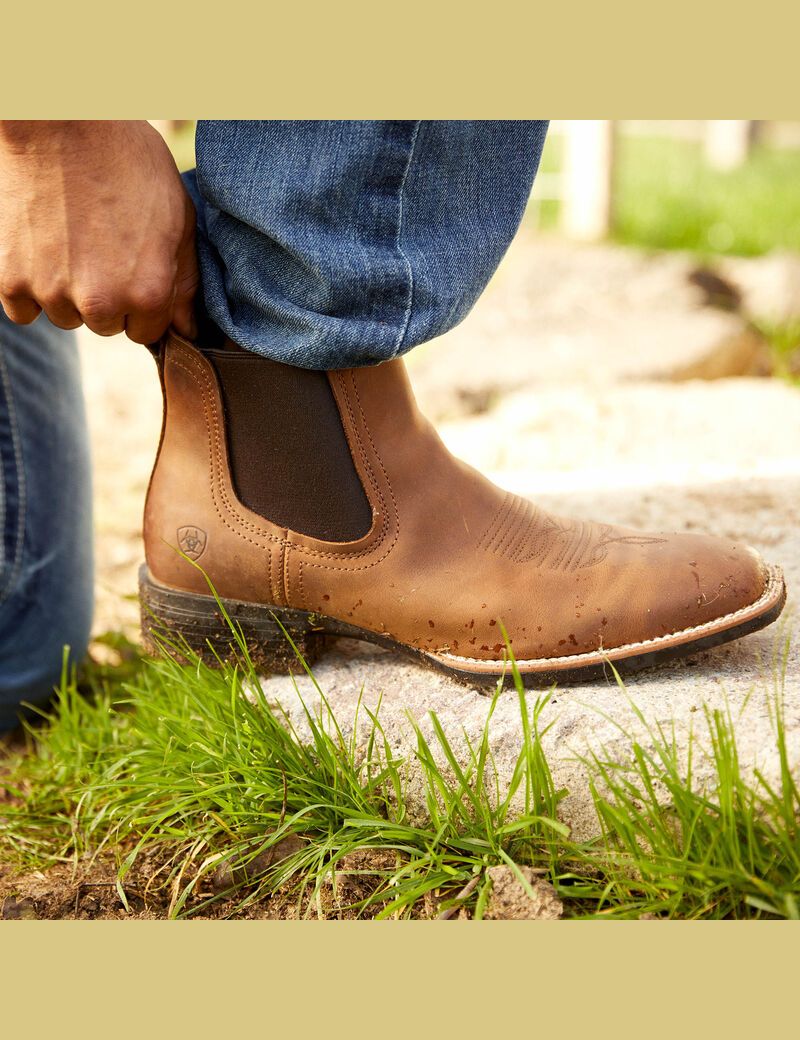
0, 120, 198, 344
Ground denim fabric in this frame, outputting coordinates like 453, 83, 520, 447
187, 120, 548, 368
0, 311, 93, 731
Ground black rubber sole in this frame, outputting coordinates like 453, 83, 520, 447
138, 565, 787, 690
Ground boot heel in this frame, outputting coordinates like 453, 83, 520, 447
138, 565, 324, 672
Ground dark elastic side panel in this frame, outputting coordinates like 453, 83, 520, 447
208, 351, 373, 543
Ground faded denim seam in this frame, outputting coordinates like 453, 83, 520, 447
391, 120, 421, 358
0, 348, 26, 605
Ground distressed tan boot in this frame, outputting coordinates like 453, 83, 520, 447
140, 332, 786, 686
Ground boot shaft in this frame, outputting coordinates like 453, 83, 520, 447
143, 332, 435, 605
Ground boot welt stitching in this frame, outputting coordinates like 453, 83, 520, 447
432, 566, 783, 667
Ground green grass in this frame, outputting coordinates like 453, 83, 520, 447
756, 317, 800, 385
530, 133, 800, 258
614, 137, 800, 257
1, 621, 798, 919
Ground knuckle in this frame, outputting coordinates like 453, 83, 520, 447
76, 292, 118, 323
129, 281, 173, 314
38, 288, 72, 312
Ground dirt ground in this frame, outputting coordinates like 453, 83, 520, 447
0, 846, 405, 921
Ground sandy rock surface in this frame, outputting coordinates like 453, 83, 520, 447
718, 251, 800, 325
483, 866, 563, 920
263, 476, 798, 839
79, 232, 800, 836
409, 235, 775, 420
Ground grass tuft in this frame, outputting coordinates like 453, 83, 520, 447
1, 621, 798, 919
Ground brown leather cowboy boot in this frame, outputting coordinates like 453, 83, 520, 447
140, 331, 786, 686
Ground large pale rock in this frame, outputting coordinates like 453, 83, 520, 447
260, 476, 799, 841
718, 252, 800, 324
434, 378, 800, 492
409, 234, 771, 420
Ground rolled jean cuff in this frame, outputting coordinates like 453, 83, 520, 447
188, 120, 549, 369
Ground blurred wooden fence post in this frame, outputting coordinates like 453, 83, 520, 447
704, 120, 753, 170
560, 120, 615, 242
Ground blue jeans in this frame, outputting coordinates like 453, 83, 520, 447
187, 120, 548, 368
0, 119, 545, 728
0, 312, 93, 731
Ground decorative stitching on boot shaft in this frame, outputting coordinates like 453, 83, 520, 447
171, 343, 397, 567
479, 494, 667, 572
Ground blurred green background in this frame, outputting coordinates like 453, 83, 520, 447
533, 124, 800, 257
161, 119, 800, 259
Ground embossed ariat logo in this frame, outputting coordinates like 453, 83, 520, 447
177, 526, 208, 561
